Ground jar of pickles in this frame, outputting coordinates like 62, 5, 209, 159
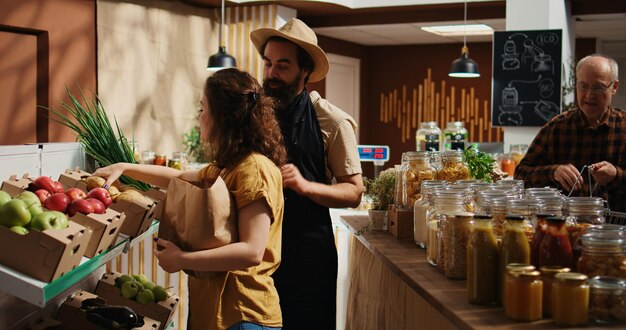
467, 215, 498, 304
552, 272, 589, 326
437, 150, 470, 183
505, 270, 543, 322
416, 121, 442, 152
167, 151, 187, 170
443, 121, 468, 151
539, 266, 570, 317
578, 232, 626, 278
396, 151, 437, 209
589, 276, 626, 324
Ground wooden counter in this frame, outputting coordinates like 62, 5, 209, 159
341, 215, 620, 330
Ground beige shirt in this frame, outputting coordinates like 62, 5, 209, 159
189, 153, 283, 329
310, 91, 363, 182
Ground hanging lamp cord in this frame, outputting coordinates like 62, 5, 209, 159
219, 0, 225, 48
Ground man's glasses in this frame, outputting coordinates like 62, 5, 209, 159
576, 81, 615, 94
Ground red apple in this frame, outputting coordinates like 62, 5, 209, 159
87, 187, 112, 207
52, 181, 65, 194
34, 189, 51, 204
65, 187, 87, 202
85, 198, 106, 214
30, 176, 56, 194
67, 199, 94, 216
44, 193, 70, 213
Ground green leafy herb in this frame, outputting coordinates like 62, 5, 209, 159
182, 125, 209, 163
463, 146, 496, 183
45, 86, 152, 191
364, 168, 397, 210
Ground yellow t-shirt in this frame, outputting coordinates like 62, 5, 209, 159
188, 152, 283, 329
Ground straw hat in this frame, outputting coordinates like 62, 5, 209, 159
250, 18, 329, 82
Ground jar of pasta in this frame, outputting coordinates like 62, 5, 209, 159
413, 180, 447, 248
437, 150, 470, 183
426, 190, 471, 267
578, 232, 626, 278
442, 213, 473, 279
396, 151, 437, 209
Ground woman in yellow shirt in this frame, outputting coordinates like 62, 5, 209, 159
95, 69, 286, 329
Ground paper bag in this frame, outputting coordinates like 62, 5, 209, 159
158, 176, 237, 277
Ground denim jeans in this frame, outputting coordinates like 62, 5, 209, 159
226, 321, 281, 330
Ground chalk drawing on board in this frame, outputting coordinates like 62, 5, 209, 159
522, 39, 554, 74
501, 33, 527, 71
538, 78, 555, 98
521, 100, 560, 122
497, 75, 543, 126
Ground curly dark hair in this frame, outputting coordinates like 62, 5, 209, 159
204, 68, 287, 168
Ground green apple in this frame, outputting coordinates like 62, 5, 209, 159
115, 274, 134, 288
120, 281, 139, 299
9, 226, 28, 235
47, 211, 69, 229
0, 199, 31, 227
0, 191, 10, 207
152, 285, 168, 302
132, 274, 148, 284
30, 211, 69, 231
15, 191, 41, 207
135, 289, 155, 305
142, 281, 155, 291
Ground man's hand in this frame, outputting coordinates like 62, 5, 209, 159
553, 164, 582, 192
590, 161, 617, 185
280, 163, 311, 195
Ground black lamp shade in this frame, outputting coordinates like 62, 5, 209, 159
207, 46, 236, 71
449, 51, 480, 78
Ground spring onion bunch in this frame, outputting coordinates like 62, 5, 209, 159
46, 86, 151, 191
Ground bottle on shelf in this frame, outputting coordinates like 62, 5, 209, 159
416, 121, 442, 152
443, 121, 468, 151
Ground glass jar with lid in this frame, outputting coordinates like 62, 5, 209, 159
578, 232, 626, 278
510, 144, 528, 166
395, 151, 437, 209
416, 121, 442, 151
153, 153, 167, 166
413, 180, 447, 248
141, 150, 156, 165
442, 213, 473, 279
589, 276, 626, 324
437, 150, 470, 183
539, 216, 573, 269
539, 266, 570, 317
467, 214, 498, 305
504, 264, 535, 308
506, 199, 538, 242
443, 121, 468, 151
566, 197, 607, 225
168, 151, 187, 170
505, 270, 543, 321
552, 272, 589, 326
530, 213, 555, 267
426, 190, 472, 267
499, 215, 532, 303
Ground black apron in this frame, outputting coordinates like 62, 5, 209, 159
273, 90, 337, 330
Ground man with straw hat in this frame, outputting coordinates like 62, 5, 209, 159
251, 18, 364, 329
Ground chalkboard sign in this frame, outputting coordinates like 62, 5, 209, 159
492, 29, 562, 127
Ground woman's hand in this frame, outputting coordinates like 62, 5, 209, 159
93, 163, 127, 188
153, 238, 184, 273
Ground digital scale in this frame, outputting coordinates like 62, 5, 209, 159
357, 145, 390, 178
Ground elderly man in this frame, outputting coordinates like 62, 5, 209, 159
515, 54, 625, 212
251, 19, 364, 329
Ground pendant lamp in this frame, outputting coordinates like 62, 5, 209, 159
449, 0, 480, 78
207, 0, 236, 71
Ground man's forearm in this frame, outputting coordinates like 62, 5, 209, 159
303, 181, 363, 209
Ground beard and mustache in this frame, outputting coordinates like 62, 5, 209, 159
262, 71, 303, 112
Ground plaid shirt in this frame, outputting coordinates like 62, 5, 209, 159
514, 106, 626, 212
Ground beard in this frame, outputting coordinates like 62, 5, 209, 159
262, 71, 303, 112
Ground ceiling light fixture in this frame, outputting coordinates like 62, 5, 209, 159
421, 24, 494, 37
448, 0, 480, 78
207, 0, 236, 71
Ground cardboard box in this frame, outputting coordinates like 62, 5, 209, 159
56, 290, 161, 330
0, 221, 92, 282
96, 271, 179, 330
1, 173, 34, 197
387, 205, 414, 239
70, 208, 126, 258
144, 188, 166, 220
58, 168, 91, 191
111, 197, 158, 238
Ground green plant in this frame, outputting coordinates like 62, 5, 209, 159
364, 168, 396, 210
45, 86, 151, 191
182, 125, 209, 163
463, 146, 496, 183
